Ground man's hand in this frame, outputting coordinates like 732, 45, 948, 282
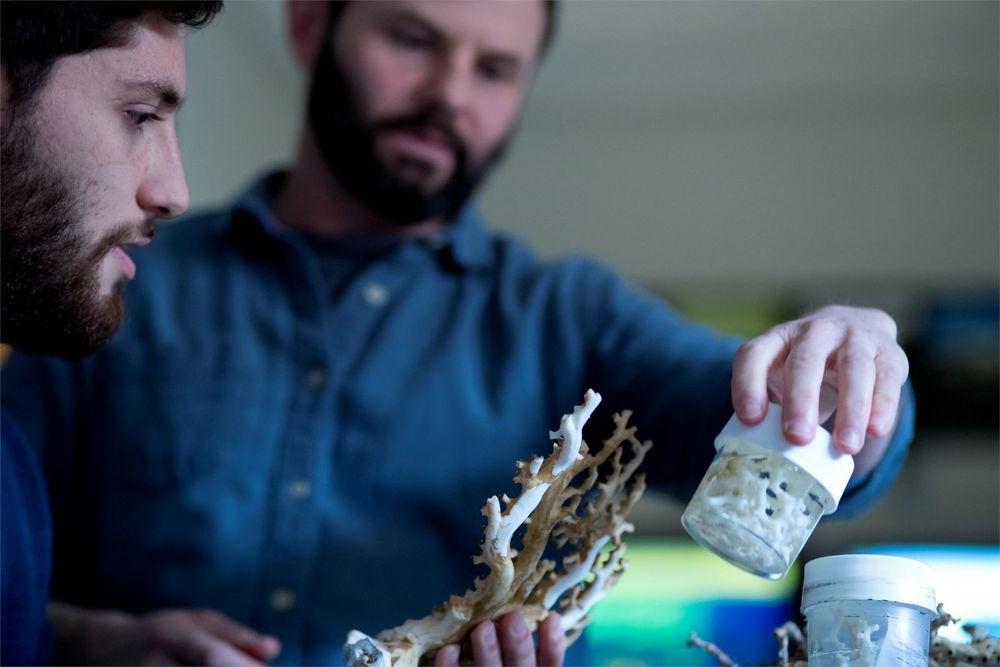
731, 306, 908, 468
434, 611, 566, 667
50, 602, 281, 666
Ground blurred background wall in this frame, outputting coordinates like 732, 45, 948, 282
180, 0, 998, 293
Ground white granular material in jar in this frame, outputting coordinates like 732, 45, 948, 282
686, 449, 827, 572
810, 614, 881, 666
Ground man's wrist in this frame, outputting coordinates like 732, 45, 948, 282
49, 601, 139, 665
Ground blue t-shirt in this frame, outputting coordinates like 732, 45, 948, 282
0, 172, 913, 665
1, 410, 52, 666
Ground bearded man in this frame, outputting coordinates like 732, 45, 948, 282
0, 3, 284, 666
2, 2, 915, 666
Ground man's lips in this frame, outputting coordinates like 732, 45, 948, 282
110, 235, 152, 281
112, 246, 136, 280
383, 129, 456, 166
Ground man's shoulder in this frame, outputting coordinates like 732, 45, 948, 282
482, 227, 622, 285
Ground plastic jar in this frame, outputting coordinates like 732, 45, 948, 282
802, 554, 937, 667
681, 404, 854, 579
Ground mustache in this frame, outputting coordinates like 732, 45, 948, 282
371, 106, 467, 158
87, 218, 157, 263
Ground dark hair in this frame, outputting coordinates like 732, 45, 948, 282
326, 0, 559, 58
1, 1, 223, 109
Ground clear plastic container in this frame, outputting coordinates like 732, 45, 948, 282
802, 555, 937, 667
681, 405, 854, 579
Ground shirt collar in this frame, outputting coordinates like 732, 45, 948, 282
228, 170, 494, 272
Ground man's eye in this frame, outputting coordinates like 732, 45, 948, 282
478, 62, 517, 83
125, 110, 161, 126
390, 27, 434, 50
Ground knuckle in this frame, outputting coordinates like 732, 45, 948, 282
892, 348, 911, 378
736, 337, 767, 361
839, 394, 871, 417
799, 317, 838, 341
872, 391, 898, 412
837, 347, 868, 369
786, 350, 819, 375
869, 308, 898, 337
843, 331, 878, 356
875, 360, 905, 387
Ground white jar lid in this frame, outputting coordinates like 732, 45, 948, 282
715, 403, 854, 512
802, 554, 937, 612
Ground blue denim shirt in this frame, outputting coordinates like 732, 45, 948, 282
0, 172, 912, 665
1, 411, 52, 666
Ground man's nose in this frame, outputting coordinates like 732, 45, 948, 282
423, 53, 475, 118
137, 130, 190, 220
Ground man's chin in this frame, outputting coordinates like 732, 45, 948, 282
2, 292, 125, 359
383, 160, 453, 196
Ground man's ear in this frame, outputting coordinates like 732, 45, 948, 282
285, 0, 331, 70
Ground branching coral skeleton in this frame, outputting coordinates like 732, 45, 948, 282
343, 389, 652, 667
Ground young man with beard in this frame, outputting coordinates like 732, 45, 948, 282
2, 1, 915, 665
0, 3, 285, 666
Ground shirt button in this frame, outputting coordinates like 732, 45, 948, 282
306, 367, 326, 390
270, 588, 296, 612
363, 282, 388, 307
288, 480, 311, 499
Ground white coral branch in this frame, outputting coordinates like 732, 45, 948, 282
343, 389, 652, 667
549, 389, 600, 475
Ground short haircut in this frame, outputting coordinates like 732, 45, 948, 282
1, 1, 223, 110
325, 0, 559, 58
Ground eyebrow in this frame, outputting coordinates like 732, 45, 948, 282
391, 9, 445, 42
389, 9, 526, 71
118, 79, 184, 111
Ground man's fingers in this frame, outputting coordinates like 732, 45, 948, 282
196, 610, 281, 661
498, 612, 536, 667
832, 340, 877, 454
868, 350, 907, 437
434, 644, 461, 667
781, 320, 843, 444
731, 329, 788, 423
535, 613, 566, 667
161, 628, 264, 667
734, 306, 907, 454
470, 620, 503, 667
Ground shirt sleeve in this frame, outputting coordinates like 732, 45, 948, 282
575, 260, 743, 502
835, 380, 916, 518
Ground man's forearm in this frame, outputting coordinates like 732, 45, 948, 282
48, 601, 139, 665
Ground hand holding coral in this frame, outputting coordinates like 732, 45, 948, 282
343, 390, 651, 667
433, 611, 566, 667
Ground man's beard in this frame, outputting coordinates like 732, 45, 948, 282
1, 114, 148, 358
307, 29, 509, 226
